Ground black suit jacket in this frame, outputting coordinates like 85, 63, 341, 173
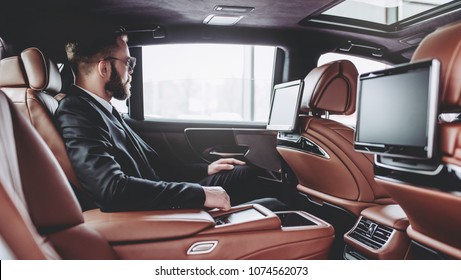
55, 85, 206, 211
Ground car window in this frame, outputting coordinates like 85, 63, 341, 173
317, 53, 390, 128
142, 44, 276, 123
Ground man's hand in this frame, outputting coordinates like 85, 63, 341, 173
203, 186, 231, 211
207, 158, 246, 176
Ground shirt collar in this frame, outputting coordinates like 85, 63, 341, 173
75, 85, 113, 113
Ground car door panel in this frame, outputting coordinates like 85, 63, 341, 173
125, 118, 281, 173
185, 128, 280, 173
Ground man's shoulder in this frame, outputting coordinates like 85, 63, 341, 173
55, 93, 107, 128
57, 87, 99, 113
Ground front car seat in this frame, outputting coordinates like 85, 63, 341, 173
376, 21, 461, 259
277, 60, 394, 217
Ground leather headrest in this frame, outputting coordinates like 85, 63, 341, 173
412, 21, 461, 112
300, 60, 358, 115
0, 56, 27, 87
20, 48, 62, 94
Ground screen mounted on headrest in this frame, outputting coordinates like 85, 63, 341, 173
354, 59, 440, 160
266, 80, 304, 132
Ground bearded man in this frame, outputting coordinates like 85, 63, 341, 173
55, 26, 285, 213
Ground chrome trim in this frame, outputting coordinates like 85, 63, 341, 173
426, 59, 441, 160
447, 164, 461, 180
187, 241, 218, 255
209, 151, 248, 157
375, 155, 444, 176
300, 136, 330, 159
278, 136, 330, 159
346, 216, 396, 252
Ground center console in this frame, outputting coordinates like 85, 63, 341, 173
83, 204, 334, 260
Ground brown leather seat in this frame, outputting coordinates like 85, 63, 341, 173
376, 21, 461, 259
0, 48, 95, 210
0, 89, 118, 259
277, 60, 394, 217
0, 86, 335, 260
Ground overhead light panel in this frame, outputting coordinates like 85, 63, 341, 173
214, 5, 254, 13
203, 15, 244, 26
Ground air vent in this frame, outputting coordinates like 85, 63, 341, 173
348, 217, 393, 249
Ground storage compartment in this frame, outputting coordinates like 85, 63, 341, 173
214, 208, 265, 225
275, 211, 317, 227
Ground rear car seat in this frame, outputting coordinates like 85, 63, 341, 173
0, 89, 118, 259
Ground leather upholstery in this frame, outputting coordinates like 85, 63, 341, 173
21, 47, 62, 93
84, 209, 216, 243
360, 204, 409, 231
300, 60, 358, 115
430, 21, 461, 168
376, 178, 461, 259
111, 206, 334, 260
0, 49, 87, 205
1, 86, 335, 259
0, 89, 117, 259
115, 229, 334, 260
0, 56, 27, 87
278, 60, 392, 216
412, 21, 461, 112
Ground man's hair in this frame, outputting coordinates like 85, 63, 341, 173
65, 25, 127, 75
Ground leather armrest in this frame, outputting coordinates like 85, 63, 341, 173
361, 204, 409, 231
83, 209, 215, 243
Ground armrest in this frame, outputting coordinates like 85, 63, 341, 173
83, 209, 215, 243
361, 204, 409, 231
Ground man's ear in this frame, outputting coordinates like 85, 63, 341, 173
97, 60, 109, 78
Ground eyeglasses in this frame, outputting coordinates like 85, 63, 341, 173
105, 56, 136, 73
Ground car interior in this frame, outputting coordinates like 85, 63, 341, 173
0, 0, 461, 260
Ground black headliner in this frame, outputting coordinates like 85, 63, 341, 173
0, 0, 460, 63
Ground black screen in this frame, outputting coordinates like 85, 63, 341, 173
357, 69, 429, 146
355, 60, 439, 159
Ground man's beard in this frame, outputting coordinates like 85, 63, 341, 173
105, 61, 131, 100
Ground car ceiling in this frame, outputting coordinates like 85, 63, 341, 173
0, 0, 460, 63
3, 0, 341, 28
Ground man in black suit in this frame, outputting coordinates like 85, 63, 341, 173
55, 27, 281, 212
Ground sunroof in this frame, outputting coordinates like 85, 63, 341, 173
322, 0, 453, 25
